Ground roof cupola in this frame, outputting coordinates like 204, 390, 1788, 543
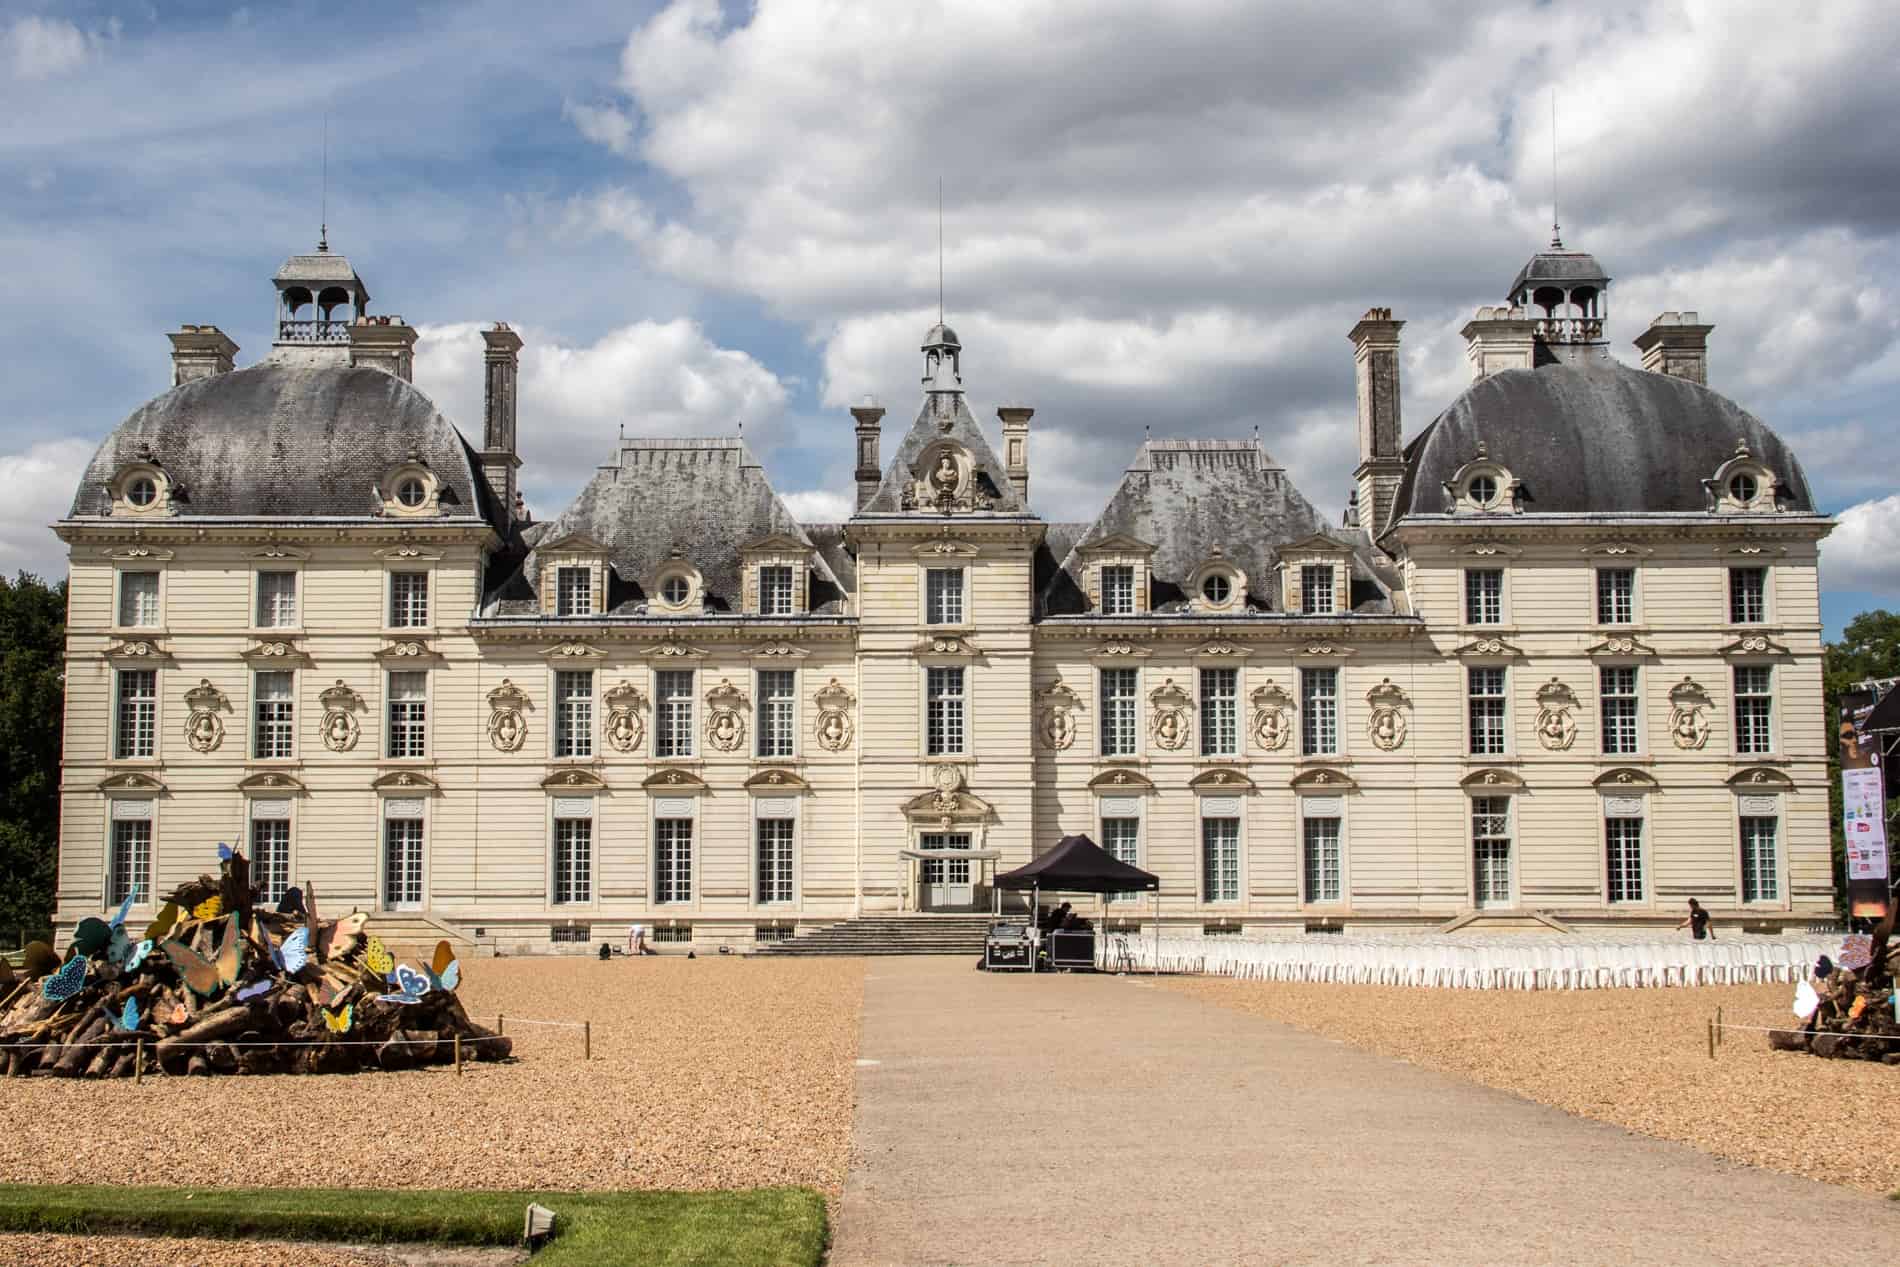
1507, 230, 1610, 365
269, 242, 369, 366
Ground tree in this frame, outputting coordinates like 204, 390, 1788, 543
0, 572, 65, 936
1823, 610, 1900, 914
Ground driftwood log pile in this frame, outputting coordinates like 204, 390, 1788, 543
1769, 907, 1900, 1062
0, 845, 509, 1078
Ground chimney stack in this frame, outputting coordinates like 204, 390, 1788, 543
168, 325, 238, 386
347, 314, 417, 381
851, 400, 885, 510
1348, 308, 1405, 538
1460, 305, 1539, 381
1633, 311, 1713, 386
997, 406, 1033, 504
481, 323, 524, 525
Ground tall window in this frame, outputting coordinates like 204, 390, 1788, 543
250, 817, 291, 905
117, 571, 160, 628
655, 670, 695, 758
926, 666, 966, 755
1599, 666, 1639, 755
1735, 666, 1773, 754
1301, 564, 1336, 616
1102, 817, 1140, 902
655, 818, 693, 903
757, 818, 794, 904
115, 669, 157, 759
109, 818, 151, 907
389, 571, 430, 628
555, 567, 593, 617
759, 565, 795, 616
925, 568, 965, 625
553, 818, 592, 904
1199, 668, 1238, 756
555, 670, 594, 758
1741, 815, 1779, 903
253, 671, 295, 759
1300, 668, 1338, 756
1464, 569, 1502, 625
1099, 668, 1138, 757
1606, 815, 1645, 902
1101, 565, 1136, 615
256, 571, 298, 628
1729, 567, 1766, 624
757, 669, 796, 757
1596, 568, 1634, 625
386, 671, 428, 758
1472, 796, 1511, 907
1303, 816, 1342, 903
1467, 667, 1507, 756
383, 817, 425, 907
1201, 816, 1239, 903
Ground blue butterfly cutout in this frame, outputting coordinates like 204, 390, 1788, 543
235, 979, 274, 1002
377, 963, 431, 1005
110, 997, 141, 1032
424, 958, 459, 993
218, 842, 235, 862
255, 920, 310, 976
40, 956, 86, 1002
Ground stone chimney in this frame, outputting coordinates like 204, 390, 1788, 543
1348, 309, 1405, 538
1633, 311, 1713, 386
1460, 305, 1539, 380
168, 326, 238, 386
997, 406, 1033, 504
347, 315, 417, 381
480, 324, 524, 524
851, 400, 885, 511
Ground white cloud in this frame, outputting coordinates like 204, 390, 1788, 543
1822, 495, 1900, 597
4, 16, 109, 81
411, 319, 789, 517
779, 489, 853, 522
0, 439, 95, 580
563, 100, 637, 158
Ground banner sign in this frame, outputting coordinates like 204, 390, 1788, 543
1840, 688, 1891, 917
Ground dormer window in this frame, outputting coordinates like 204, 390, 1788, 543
556, 566, 594, 617
127, 477, 158, 508
1468, 475, 1499, 507
1443, 450, 1518, 515
1101, 565, 1136, 615
1709, 442, 1778, 513
662, 576, 690, 606
1187, 549, 1246, 614
759, 565, 795, 616
1728, 473, 1757, 504
395, 477, 427, 508
1300, 565, 1336, 616
110, 463, 173, 517
379, 461, 440, 518
1201, 574, 1231, 605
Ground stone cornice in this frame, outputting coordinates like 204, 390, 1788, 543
468, 618, 858, 644
55, 520, 498, 549
1033, 618, 1422, 645
1388, 513, 1832, 549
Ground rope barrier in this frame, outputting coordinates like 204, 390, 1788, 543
490, 1016, 587, 1029
1, 1035, 511, 1052
1716, 1022, 1899, 1040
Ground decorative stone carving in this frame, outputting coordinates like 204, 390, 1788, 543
546, 641, 600, 659
183, 678, 228, 753
486, 679, 530, 753
1148, 677, 1193, 751
385, 640, 429, 658
1036, 678, 1082, 751
1091, 639, 1147, 658
750, 641, 804, 659
704, 678, 748, 752
318, 680, 364, 753
1191, 638, 1249, 658
1534, 677, 1579, 751
917, 633, 978, 656
1668, 676, 1712, 750
930, 763, 964, 818
900, 441, 994, 513
105, 639, 162, 659
1365, 678, 1410, 752
814, 677, 856, 752
604, 681, 647, 753
1249, 680, 1293, 752
650, 640, 701, 660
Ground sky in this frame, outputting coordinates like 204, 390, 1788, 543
3, 0, 1898, 637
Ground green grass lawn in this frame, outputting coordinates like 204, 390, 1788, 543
0, 1183, 827, 1267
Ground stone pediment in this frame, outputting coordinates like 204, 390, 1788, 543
1088, 639, 1151, 661
1189, 767, 1256, 792
104, 638, 170, 662
534, 530, 613, 556
643, 766, 708, 792
648, 640, 704, 661
900, 787, 996, 824
238, 770, 307, 796
1449, 540, 1522, 558
375, 639, 441, 664
1460, 767, 1526, 792
1189, 637, 1251, 659
246, 544, 309, 561
741, 532, 815, 558
1578, 541, 1653, 558
1585, 634, 1657, 659
541, 766, 607, 792
99, 770, 166, 795
240, 639, 310, 667
1727, 766, 1794, 791
1593, 767, 1658, 791
100, 545, 177, 562
542, 641, 606, 662
371, 768, 440, 795
745, 767, 811, 793
911, 537, 980, 559
916, 633, 980, 657
1453, 636, 1522, 660
1290, 765, 1357, 793
374, 544, 443, 563
1718, 633, 1791, 658
747, 641, 808, 660
1285, 640, 1356, 658
1277, 531, 1352, 558
1087, 767, 1155, 792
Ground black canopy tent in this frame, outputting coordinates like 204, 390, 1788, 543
994, 834, 1160, 973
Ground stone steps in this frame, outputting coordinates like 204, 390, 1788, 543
757, 916, 997, 956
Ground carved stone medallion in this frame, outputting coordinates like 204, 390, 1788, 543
1365, 678, 1410, 752
1533, 677, 1578, 751
1148, 677, 1193, 751
814, 677, 856, 752
704, 678, 748, 752
1668, 676, 1712, 750
1250, 680, 1292, 752
486, 678, 530, 753
318, 679, 365, 753
605, 681, 647, 753
1036, 677, 1082, 751
183, 678, 228, 753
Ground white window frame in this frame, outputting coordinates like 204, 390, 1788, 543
755, 815, 796, 906
1199, 667, 1238, 757
106, 810, 154, 909
1467, 666, 1507, 756
1300, 798, 1345, 906
248, 805, 294, 906
555, 566, 594, 618
1599, 665, 1641, 756
924, 567, 966, 627
1300, 667, 1339, 757
381, 805, 427, 911
254, 569, 300, 630
1595, 566, 1636, 626
758, 565, 796, 617
1100, 565, 1136, 616
1099, 667, 1140, 757
925, 665, 967, 756
655, 669, 696, 758
386, 670, 429, 759
252, 669, 297, 760
553, 669, 595, 759
1300, 564, 1337, 616
1463, 568, 1503, 626
1733, 664, 1775, 756
1603, 801, 1647, 905
1739, 811, 1781, 905
756, 668, 797, 758
115, 569, 162, 631
1470, 794, 1513, 908
1200, 813, 1242, 905
654, 815, 695, 906
1728, 565, 1769, 625
388, 570, 431, 630
552, 814, 594, 906
114, 667, 159, 760
1099, 808, 1144, 904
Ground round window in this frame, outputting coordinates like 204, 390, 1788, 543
126, 476, 157, 508
395, 477, 427, 508
1728, 472, 1758, 504
661, 576, 690, 605
1468, 475, 1498, 507
1201, 574, 1232, 605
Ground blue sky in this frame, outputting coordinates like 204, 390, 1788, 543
4, 0, 1898, 637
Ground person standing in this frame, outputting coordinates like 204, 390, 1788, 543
626, 922, 649, 955
1676, 898, 1714, 940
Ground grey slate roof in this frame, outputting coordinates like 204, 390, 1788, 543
494, 438, 842, 616
1386, 360, 1816, 529
68, 363, 501, 526
1510, 247, 1609, 294
858, 393, 1026, 515
1044, 439, 1391, 616
274, 250, 366, 288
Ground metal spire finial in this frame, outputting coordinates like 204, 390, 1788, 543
937, 178, 944, 324
1548, 90, 1562, 250
319, 112, 330, 253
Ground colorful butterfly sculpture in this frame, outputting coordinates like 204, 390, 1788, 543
235, 979, 274, 1002
193, 895, 224, 922
377, 963, 431, 1005
218, 842, 236, 863
364, 936, 394, 977
424, 940, 460, 993
40, 955, 86, 1002
321, 1004, 354, 1033
111, 997, 142, 1032
255, 919, 311, 976
161, 914, 242, 997
144, 901, 183, 945
1839, 934, 1875, 971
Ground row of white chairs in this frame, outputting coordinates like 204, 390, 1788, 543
1099, 934, 1832, 990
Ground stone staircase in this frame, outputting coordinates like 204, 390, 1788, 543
755, 915, 996, 956
364, 912, 480, 958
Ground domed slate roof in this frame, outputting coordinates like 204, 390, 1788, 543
1385, 361, 1815, 530
68, 364, 500, 525
922, 322, 960, 347
1509, 247, 1609, 295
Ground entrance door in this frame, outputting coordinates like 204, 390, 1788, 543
920, 832, 973, 910
384, 817, 425, 911
1471, 796, 1512, 909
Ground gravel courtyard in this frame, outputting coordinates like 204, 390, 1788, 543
1169, 976, 1900, 1195
0, 956, 864, 1196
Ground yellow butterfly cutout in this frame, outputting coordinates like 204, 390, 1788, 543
364, 936, 394, 977
193, 895, 223, 921
322, 1004, 353, 1034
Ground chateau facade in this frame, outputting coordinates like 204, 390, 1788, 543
54, 236, 1834, 950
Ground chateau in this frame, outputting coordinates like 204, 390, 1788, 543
54, 233, 1834, 950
